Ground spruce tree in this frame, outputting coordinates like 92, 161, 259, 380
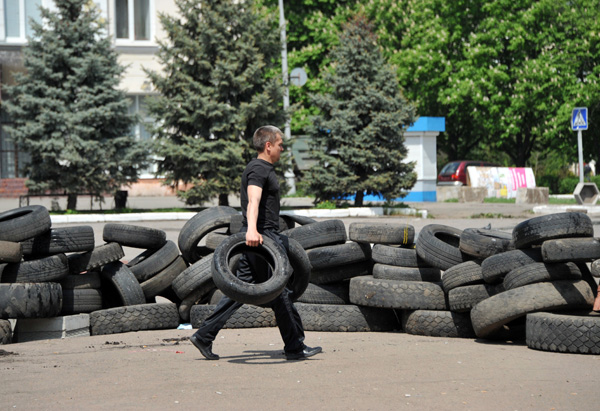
304, 15, 416, 206
146, 0, 286, 206
3, 0, 147, 210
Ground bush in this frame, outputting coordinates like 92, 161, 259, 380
557, 177, 580, 194
537, 174, 561, 194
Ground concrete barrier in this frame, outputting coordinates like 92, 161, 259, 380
436, 186, 460, 202
516, 187, 549, 204
459, 187, 486, 203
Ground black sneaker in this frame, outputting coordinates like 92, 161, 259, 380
190, 335, 219, 360
285, 346, 322, 360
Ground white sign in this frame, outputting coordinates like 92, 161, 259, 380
467, 167, 536, 199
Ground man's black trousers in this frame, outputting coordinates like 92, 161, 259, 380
193, 229, 306, 354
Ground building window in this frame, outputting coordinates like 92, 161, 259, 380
2, 0, 42, 42
128, 94, 155, 177
115, 0, 151, 42
0, 110, 30, 178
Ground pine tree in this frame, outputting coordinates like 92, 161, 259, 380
3, 0, 148, 210
146, 0, 287, 206
304, 15, 416, 206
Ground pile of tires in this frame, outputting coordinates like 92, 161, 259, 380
2, 205, 599, 356
0, 205, 185, 340
194, 211, 599, 354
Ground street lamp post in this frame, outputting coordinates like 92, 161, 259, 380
278, 0, 296, 193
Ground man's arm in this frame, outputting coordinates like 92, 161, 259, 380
246, 184, 263, 247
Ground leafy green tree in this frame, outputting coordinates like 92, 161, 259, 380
257, 0, 353, 134
380, 0, 600, 167
304, 16, 416, 206
3, 0, 147, 210
146, 0, 287, 206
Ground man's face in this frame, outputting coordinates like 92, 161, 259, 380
269, 135, 284, 163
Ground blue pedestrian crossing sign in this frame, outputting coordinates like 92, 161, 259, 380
572, 107, 588, 131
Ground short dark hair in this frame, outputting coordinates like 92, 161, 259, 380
253, 125, 282, 152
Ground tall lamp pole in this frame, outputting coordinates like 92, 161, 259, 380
278, 0, 290, 140
278, 0, 296, 193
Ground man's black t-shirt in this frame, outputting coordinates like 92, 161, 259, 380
240, 158, 280, 231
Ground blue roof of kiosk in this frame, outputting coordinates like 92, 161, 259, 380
407, 117, 445, 132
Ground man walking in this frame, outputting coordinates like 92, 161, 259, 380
190, 125, 322, 361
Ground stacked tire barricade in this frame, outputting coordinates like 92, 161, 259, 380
0, 205, 183, 342
1, 205, 599, 355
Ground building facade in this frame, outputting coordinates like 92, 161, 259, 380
0, 0, 176, 196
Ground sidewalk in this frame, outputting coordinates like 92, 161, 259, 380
2, 194, 599, 223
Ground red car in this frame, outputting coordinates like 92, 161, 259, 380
437, 160, 499, 186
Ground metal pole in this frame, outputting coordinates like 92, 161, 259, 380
278, 0, 290, 140
278, 0, 296, 193
578, 129, 584, 183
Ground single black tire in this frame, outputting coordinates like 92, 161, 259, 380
204, 232, 229, 250
512, 212, 593, 249
140, 256, 187, 300
68, 243, 124, 275
348, 222, 415, 246
416, 224, 468, 270
349, 276, 447, 310
442, 261, 484, 292
310, 261, 372, 285
178, 206, 239, 263
372, 264, 441, 282
128, 240, 180, 282
279, 215, 295, 231
0, 319, 12, 344
229, 214, 244, 234
591, 259, 600, 278
371, 245, 428, 268
295, 302, 400, 332
178, 285, 217, 322
61, 288, 103, 314
448, 283, 505, 313
280, 214, 316, 226
541, 237, 600, 263
459, 228, 514, 258
100, 262, 146, 306
402, 310, 476, 338
576, 263, 598, 298
0, 282, 62, 319
0, 241, 22, 263
172, 254, 214, 300
140, 256, 188, 300
306, 241, 371, 270
1, 254, 69, 283
296, 282, 350, 305
481, 248, 543, 284
90, 303, 180, 335
526, 311, 600, 354
503, 262, 582, 290
470, 280, 595, 338
21, 226, 95, 256
285, 237, 311, 301
0, 206, 51, 242
190, 304, 276, 329
212, 233, 292, 305
60, 272, 102, 289
282, 219, 347, 250
230, 214, 290, 234
103, 223, 167, 250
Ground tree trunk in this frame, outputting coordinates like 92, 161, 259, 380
355, 190, 364, 207
67, 193, 77, 211
218, 193, 229, 206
